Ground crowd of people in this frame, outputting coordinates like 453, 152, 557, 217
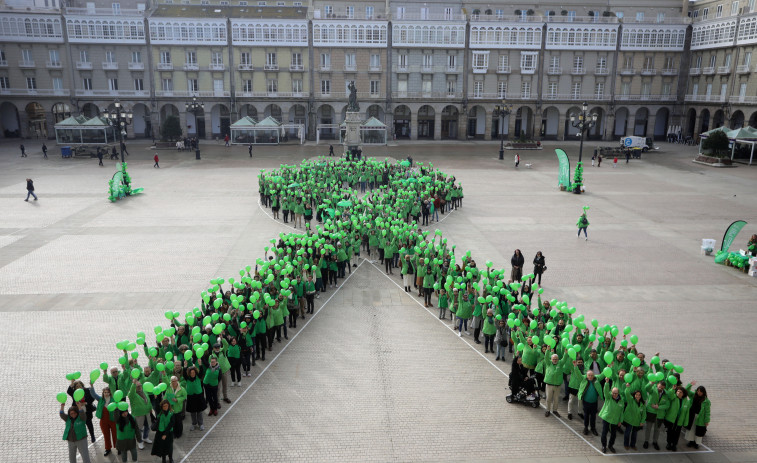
58, 157, 709, 463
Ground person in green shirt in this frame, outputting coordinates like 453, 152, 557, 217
60, 402, 91, 463
227, 337, 242, 387
438, 289, 448, 319
623, 388, 647, 450
422, 268, 434, 307
684, 383, 711, 450
304, 275, 316, 314
202, 356, 221, 415
167, 376, 186, 438
578, 369, 603, 436
543, 348, 565, 417
151, 400, 175, 463
481, 308, 497, 353
115, 408, 142, 461
183, 365, 206, 431
599, 378, 625, 454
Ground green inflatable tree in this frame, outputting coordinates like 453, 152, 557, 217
573, 161, 584, 193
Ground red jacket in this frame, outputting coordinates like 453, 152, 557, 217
154, 155, 159, 162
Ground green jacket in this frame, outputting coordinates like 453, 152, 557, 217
165, 385, 186, 414
185, 375, 203, 395
456, 297, 472, 319
482, 315, 497, 336
644, 382, 670, 419
543, 350, 563, 386
622, 388, 647, 426
598, 381, 625, 425
568, 363, 585, 389
61, 410, 88, 441
422, 272, 434, 289
127, 383, 152, 418
577, 376, 604, 402
157, 411, 174, 433
203, 365, 220, 387
253, 318, 267, 336
116, 416, 137, 441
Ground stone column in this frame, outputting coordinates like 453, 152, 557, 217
433, 110, 442, 141
604, 111, 615, 141
556, 114, 566, 141
410, 109, 418, 141
483, 110, 492, 141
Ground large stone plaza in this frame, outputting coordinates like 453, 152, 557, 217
1, 139, 756, 462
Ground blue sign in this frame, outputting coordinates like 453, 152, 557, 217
623, 138, 632, 147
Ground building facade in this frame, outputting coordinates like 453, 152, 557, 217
1, 0, 755, 143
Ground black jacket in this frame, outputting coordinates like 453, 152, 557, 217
511, 254, 524, 268
533, 255, 545, 273
26, 179, 34, 191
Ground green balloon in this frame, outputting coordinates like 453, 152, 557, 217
630, 334, 639, 345
624, 373, 634, 383
603, 351, 613, 364
632, 358, 641, 367
664, 362, 673, 370
100, 362, 108, 370
602, 367, 613, 378
156, 363, 165, 372
107, 402, 117, 412
650, 356, 660, 365
673, 365, 684, 374
568, 348, 577, 360
56, 392, 67, 404
73, 389, 85, 402
90, 369, 100, 383
143, 382, 154, 394
118, 402, 129, 411
130, 369, 140, 379
667, 375, 677, 385
184, 350, 193, 361
113, 390, 123, 402
531, 335, 539, 345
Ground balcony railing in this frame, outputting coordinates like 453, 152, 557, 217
421, 65, 434, 73
289, 64, 304, 71
729, 95, 757, 104
236, 91, 308, 98
661, 68, 677, 75
46, 61, 62, 68
689, 67, 701, 75
66, 6, 144, 15
685, 94, 726, 102
357, 92, 383, 98
616, 94, 674, 101
209, 63, 225, 71
75, 89, 149, 97
18, 60, 35, 68
547, 66, 562, 75
736, 64, 751, 73
702, 66, 715, 75
717, 65, 731, 74
0, 88, 70, 96
155, 90, 230, 98
369, 65, 382, 72
547, 15, 618, 23
392, 91, 463, 99
471, 14, 543, 22
396, 65, 408, 72
0, 60, 7, 66
320, 65, 331, 72
394, 12, 466, 21
571, 67, 586, 75
469, 92, 534, 99
102, 61, 118, 70
543, 93, 611, 101
521, 67, 536, 74
620, 68, 636, 75
318, 92, 331, 97
157, 62, 173, 70
183, 63, 199, 71
76, 61, 92, 70
496, 65, 510, 74
128, 62, 144, 70
344, 64, 357, 72
595, 67, 609, 75
640, 68, 656, 75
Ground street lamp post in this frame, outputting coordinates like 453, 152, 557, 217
102, 100, 132, 164
494, 100, 512, 160
186, 96, 204, 160
570, 102, 598, 194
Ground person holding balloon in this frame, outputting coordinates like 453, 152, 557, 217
622, 388, 647, 450
578, 369, 603, 436
684, 383, 710, 450
89, 381, 117, 456
599, 377, 625, 453
59, 397, 92, 463
642, 379, 669, 450
66, 377, 97, 443
127, 377, 153, 447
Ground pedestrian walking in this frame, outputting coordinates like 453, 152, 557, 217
25, 178, 37, 201
120, 141, 129, 156
626, 151, 631, 163
591, 154, 596, 166
60, 402, 92, 463
515, 153, 520, 168
20, 144, 26, 157
329, 145, 334, 157
42, 143, 48, 158
154, 154, 160, 168
97, 148, 104, 166
111, 146, 118, 160
224, 134, 230, 147
597, 153, 602, 167
532, 251, 546, 286
248, 143, 253, 157
613, 157, 618, 168
577, 213, 589, 240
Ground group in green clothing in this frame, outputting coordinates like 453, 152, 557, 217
59, 157, 708, 460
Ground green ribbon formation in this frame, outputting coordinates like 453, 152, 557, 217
62, 158, 686, 409
108, 162, 143, 202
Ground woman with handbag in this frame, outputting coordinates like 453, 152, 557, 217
532, 251, 546, 286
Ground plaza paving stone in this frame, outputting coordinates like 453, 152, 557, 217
0, 139, 755, 462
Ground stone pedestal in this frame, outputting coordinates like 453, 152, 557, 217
343, 111, 362, 154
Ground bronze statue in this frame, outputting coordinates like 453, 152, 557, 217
347, 81, 359, 112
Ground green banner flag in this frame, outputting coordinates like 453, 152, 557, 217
555, 149, 571, 189
721, 220, 748, 252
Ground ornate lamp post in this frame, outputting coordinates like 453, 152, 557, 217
186, 96, 204, 160
569, 102, 598, 194
102, 100, 132, 164
494, 100, 512, 160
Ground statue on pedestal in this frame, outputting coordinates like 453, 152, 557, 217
347, 81, 359, 112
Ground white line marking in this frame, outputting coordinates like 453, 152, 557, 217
179, 260, 366, 463
364, 260, 713, 457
